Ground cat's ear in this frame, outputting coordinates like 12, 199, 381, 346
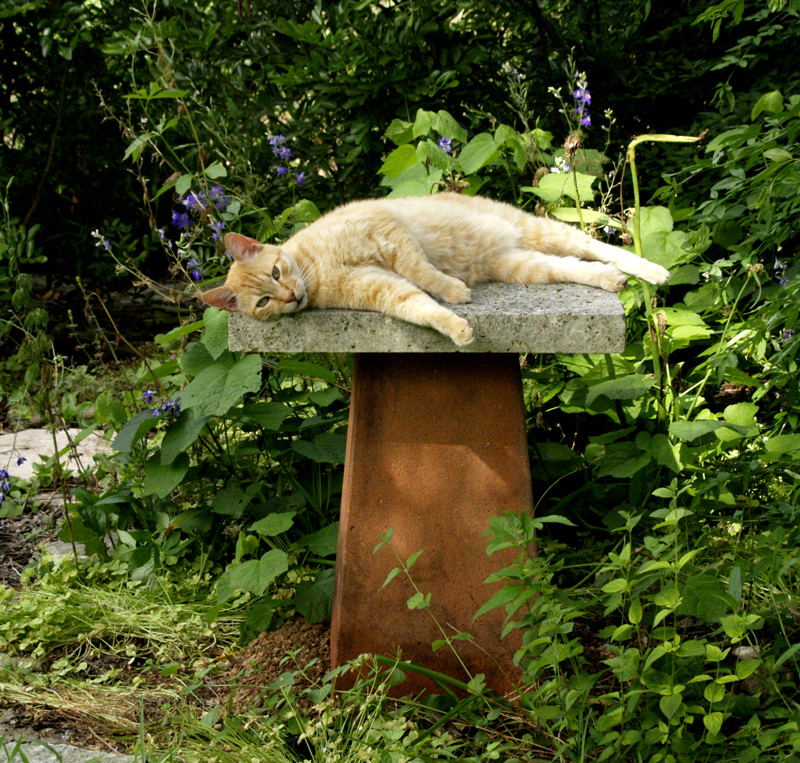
224, 232, 262, 262
201, 286, 240, 312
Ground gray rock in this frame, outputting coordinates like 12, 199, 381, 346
0, 430, 112, 483
229, 283, 625, 354
2, 741, 133, 763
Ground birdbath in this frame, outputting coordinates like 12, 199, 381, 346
228, 283, 626, 695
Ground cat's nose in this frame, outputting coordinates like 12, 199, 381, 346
287, 289, 297, 303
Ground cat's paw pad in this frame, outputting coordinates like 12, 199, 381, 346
451, 320, 475, 346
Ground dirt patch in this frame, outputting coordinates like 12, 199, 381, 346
0, 494, 64, 588
220, 617, 331, 713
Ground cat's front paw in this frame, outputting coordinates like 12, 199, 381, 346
450, 319, 475, 346
600, 268, 628, 293
442, 282, 472, 304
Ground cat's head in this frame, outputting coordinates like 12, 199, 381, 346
201, 233, 309, 318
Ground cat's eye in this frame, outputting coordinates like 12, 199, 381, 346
256, 296, 271, 308
272, 266, 280, 280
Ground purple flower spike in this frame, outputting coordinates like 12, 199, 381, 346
171, 210, 193, 230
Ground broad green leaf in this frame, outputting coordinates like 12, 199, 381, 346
670, 420, 737, 442
179, 353, 262, 416
379, 145, 418, 179
292, 433, 347, 463
764, 434, 800, 454
143, 452, 190, 498
549, 207, 616, 227
180, 340, 222, 377
763, 147, 792, 162
111, 409, 160, 453
250, 512, 296, 537
433, 110, 468, 144
297, 522, 340, 556
384, 118, 414, 146
203, 162, 227, 179
457, 133, 500, 174
239, 402, 293, 430
159, 409, 208, 464
216, 550, 289, 602
387, 179, 430, 197
212, 484, 259, 518
278, 359, 336, 384
294, 569, 335, 623
201, 308, 229, 360
175, 173, 193, 197
659, 692, 683, 721
155, 319, 204, 344
585, 375, 653, 405
751, 90, 784, 120
703, 711, 724, 736
528, 172, 595, 203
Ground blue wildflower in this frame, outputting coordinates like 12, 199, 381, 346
0, 470, 8, 480
211, 220, 226, 242
142, 389, 157, 404
278, 146, 293, 161
171, 210, 193, 230
276, 166, 287, 177
16, 457, 26, 467
439, 137, 453, 155
296, 171, 306, 185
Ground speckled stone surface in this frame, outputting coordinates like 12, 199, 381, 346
228, 283, 626, 354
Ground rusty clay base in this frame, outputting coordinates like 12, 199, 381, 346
330, 352, 534, 697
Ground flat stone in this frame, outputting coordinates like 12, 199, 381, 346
3, 742, 133, 763
0, 429, 112, 483
229, 283, 626, 354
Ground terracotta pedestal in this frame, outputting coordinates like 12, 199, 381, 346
330, 352, 533, 695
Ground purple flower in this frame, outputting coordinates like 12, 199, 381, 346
209, 186, 232, 211
278, 146, 293, 161
182, 192, 206, 211
191, 268, 202, 282
581, 114, 592, 127
211, 220, 226, 242
269, 134, 286, 156
0, 470, 8, 480
276, 165, 287, 177
142, 390, 157, 404
573, 87, 591, 105
439, 137, 453, 155
171, 210, 193, 230
296, 171, 306, 185
1, 481, 9, 493
16, 457, 26, 467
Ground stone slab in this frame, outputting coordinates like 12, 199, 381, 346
1, 742, 132, 763
229, 283, 626, 354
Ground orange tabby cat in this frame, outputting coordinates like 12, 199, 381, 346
201, 193, 669, 345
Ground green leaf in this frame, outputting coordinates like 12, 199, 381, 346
216, 549, 289, 603
765, 434, 800, 454
751, 90, 784, 120
212, 485, 259, 518
203, 162, 227, 179
585, 375, 654, 406
763, 147, 793, 162
278, 359, 336, 385
735, 659, 761, 679
703, 711, 724, 736
111, 409, 160, 453
159, 409, 208, 464
527, 172, 595, 203
292, 433, 347, 463
457, 133, 500, 174
201, 308, 229, 360
433, 110, 468, 144
143, 452, 190, 498
728, 566, 743, 602
250, 512, 296, 537
407, 591, 431, 610
239, 402, 292, 430
297, 522, 339, 556
294, 569, 335, 623
659, 692, 683, 721
669, 420, 746, 442
175, 173, 193, 197
180, 340, 220, 377
379, 145, 418, 179
180, 354, 262, 416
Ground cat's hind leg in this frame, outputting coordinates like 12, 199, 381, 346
344, 268, 474, 345
490, 250, 628, 292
